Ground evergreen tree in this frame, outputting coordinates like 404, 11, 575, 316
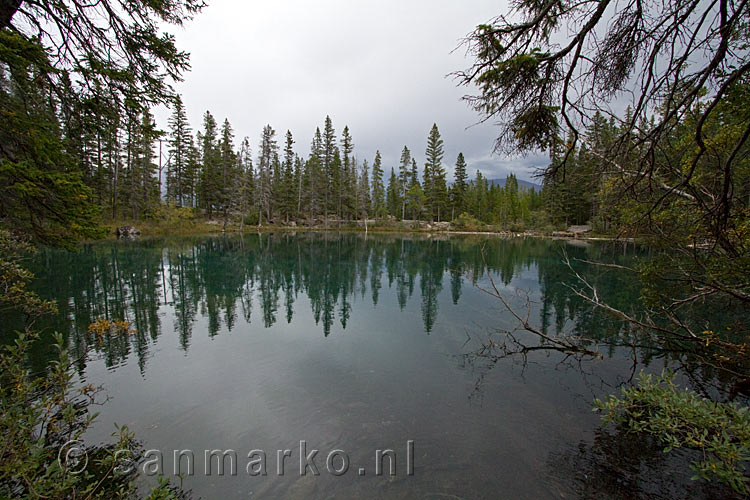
218, 118, 236, 226
322, 116, 337, 221
359, 159, 371, 219
256, 125, 277, 225
294, 154, 303, 217
398, 146, 412, 219
451, 152, 468, 219
167, 95, 192, 205
424, 124, 447, 221
340, 126, 354, 220
371, 151, 385, 218
198, 111, 219, 215
237, 137, 253, 229
386, 168, 401, 217
307, 128, 323, 225
282, 130, 296, 223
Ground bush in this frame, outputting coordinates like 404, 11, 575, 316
0, 230, 185, 498
595, 371, 750, 494
453, 212, 483, 231
145, 203, 198, 223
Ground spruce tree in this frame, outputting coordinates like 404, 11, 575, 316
218, 118, 236, 226
198, 111, 219, 215
371, 151, 385, 218
451, 152, 468, 219
237, 137, 253, 228
308, 128, 323, 225
282, 130, 296, 223
424, 123, 447, 221
359, 159, 371, 219
167, 95, 192, 205
256, 125, 277, 225
340, 126, 354, 220
322, 116, 336, 221
398, 146, 412, 219
387, 168, 401, 217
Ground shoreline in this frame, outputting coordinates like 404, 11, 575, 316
97, 220, 637, 244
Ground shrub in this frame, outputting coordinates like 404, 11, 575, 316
0, 229, 185, 498
595, 371, 750, 494
453, 212, 483, 231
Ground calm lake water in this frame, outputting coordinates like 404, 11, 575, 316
5, 233, 733, 499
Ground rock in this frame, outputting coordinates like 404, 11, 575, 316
551, 231, 574, 238
288, 221, 297, 228
568, 225, 592, 235
433, 221, 451, 231
116, 226, 141, 239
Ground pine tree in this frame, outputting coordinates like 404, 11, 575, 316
123, 108, 159, 219
386, 168, 401, 217
167, 95, 192, 205
294, 154, 303, 217
424, 123, 447, 221
198, 111, 219, 215
451, 152, 468, 219
371, 151, 385, 218
307, 128, 323, 225
271, 151, 281, 219
359, 158, 371, 219
340, 126, 354, 220
398, 146, 411, 220
282, 130, 295, 223
256, 125, 277, 226
184, 134, 200, 208
322, 116, 336, 221
237, 137, 253, 229
331, 148, 342, 223
218, 118, 236, 227
407, 158, 421, 219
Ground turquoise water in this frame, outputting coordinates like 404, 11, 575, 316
5, 233, 727, 498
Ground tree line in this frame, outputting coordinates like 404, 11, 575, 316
66, 94, 550, 228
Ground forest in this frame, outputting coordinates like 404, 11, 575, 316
1, 0, 750, 498
3, 78, 549, 233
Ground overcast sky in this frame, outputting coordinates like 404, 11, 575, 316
155, 0, 547, 183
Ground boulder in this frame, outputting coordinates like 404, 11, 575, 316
433, 221, 451, 231
116, 226, 141, 239
551, 231, 574, 238
568, 225, 592, 236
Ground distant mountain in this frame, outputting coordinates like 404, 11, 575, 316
487, 177, 542, 191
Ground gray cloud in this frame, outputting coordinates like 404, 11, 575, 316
155, 0, 541, 183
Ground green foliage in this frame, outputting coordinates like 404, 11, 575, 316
0, 230, 186, 498
424, 124, 448, 221
371, 150, 385, 218
0, 229, 57, 319
595, 371, 750, 494
146, 202, 198, 223
0, 33, 104, 245
452, 212, 483, 231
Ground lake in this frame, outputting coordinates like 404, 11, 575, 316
4, 232, 729, 499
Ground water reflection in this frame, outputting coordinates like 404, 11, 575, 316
7, 233, 742, 499
15, 233, 644, 376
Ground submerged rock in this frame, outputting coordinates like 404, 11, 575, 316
116, 226, 141, 239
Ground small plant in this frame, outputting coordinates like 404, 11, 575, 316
453, 212, 483, 231
0, 231, 186, 498
88, 318, 135, 338
594, 371, 750, 494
